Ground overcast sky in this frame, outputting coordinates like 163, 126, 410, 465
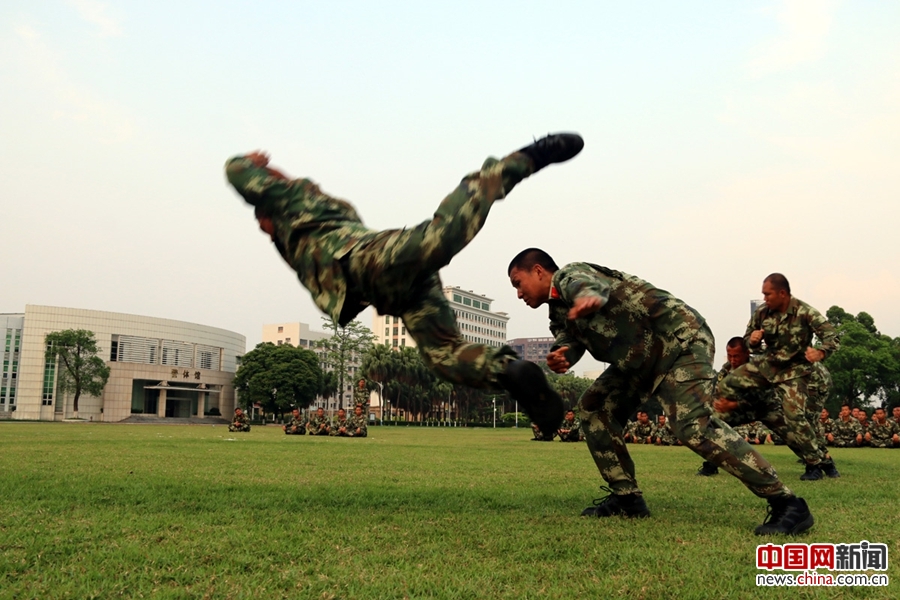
2, 0, 898, 375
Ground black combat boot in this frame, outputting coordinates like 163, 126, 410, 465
517, 133, 584, 172
497, 360, 564, 437
800, 463, 824, 481
581, 487, 651, 518
754, 496, 814, 536
821, 459, 840, 478
696, 461, 719, 476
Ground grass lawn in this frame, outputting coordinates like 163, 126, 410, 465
0, 422, 897, 599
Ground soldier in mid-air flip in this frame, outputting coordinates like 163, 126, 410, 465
226, 134, 584, 434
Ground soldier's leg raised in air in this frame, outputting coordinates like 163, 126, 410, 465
400, 275, 563, 435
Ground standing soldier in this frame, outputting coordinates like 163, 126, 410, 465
307, 407, 330, 436
865, 407, 900, 448
716, 274, 839, 480
353, 379, 370, 410
225, 134, 585, 436
348, 405, 368, 438
826, 404, 863, 447
283, 408, 307, 435
228, 408, 251, 432
507, 250, 812, 535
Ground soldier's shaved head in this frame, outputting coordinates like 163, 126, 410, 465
507, 248, 559, 275
763, 273, 791, 294
726, 337, 748, 351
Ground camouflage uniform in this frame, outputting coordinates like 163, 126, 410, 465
816, 416, 834, 440
307, 414, 330, 436
550, 263, 789, 499
330, 416, 352, 437
655, 423, 679, 446
228, 412, 251, 432
866, 418, 899, 448
829, 416, 862, 447
718, 297, 838, 466
626, 421, 655, 444
532, 423, 554, 441
352, 383, 370, 409
558, 416, 582, 442
226, 152, 535, 390
348, 413, 368, 438
732, 423, 751, 441
284, 415, 306, 435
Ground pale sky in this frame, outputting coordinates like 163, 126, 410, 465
2, 1, 898, 374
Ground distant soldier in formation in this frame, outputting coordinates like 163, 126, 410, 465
557, 410, 582, 442
228, 407, 251, 432
225, 134, 587, 437
864, 407, 899, 448
827, 404, 863, 447
308, 407, 330, 436
282, 407, 307, 435
891, 406, 900, 428
507, 249, 812, 535
624, 411, 654, 444
330, 408, 351, 437
856, 409, 870, 434
653, 415, 680, 446
716, 274, 839, 481
816, 409, 834, 441
348, 405, 368, 438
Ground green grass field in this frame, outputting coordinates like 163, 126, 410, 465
1, 422, 897, 599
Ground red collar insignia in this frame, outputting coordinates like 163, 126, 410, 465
550, 286, 560, 300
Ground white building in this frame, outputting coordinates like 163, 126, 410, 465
1, 305, 245, 422
372, 286, 509, 349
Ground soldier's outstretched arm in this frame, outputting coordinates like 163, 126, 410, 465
225, 153, 295, 210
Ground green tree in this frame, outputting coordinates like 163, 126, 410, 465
233, 342, 323, 418
823, 306, 900, 411
548, 372, 593, 409
318, 318, 375, 409
44, 329, 111, 418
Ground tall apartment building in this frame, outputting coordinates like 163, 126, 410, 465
372, 287, 509, 349
261, 321, 369, 411
507, 337, 555, 364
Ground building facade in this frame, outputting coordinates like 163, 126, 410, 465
508, 337, 555, 364
372, 286, 509, 349
2, 305, 245, 422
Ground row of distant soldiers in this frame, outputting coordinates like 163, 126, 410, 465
227, 405, 368, 437
532, 404, 900, 449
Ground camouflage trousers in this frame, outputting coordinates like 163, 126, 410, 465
718, 364, 826, 466
578, 325, 791, 499
828, 437, 859, 448
228, 424, 250, 432
284, 427, 306, 435
345, 153, 533, 389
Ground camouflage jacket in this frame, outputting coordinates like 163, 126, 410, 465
352, 386, 370, 408
225, 156, 377, 326
348, 414, 368, 437
628, 421, 656, 443
548, 263, 707, 388
330, 417, 351, 436
308, 415, 330, 434
816, 417, 834, 438
232, 413, 249, 427
831, 416, 863, 442
286, 416, 306, 431
744, 297, 839, 383
733, 423, 751, 439
655, 423, 678, 445
745, 421, 764, 440
558, 418, 580, 435
867, 419, 898, 445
